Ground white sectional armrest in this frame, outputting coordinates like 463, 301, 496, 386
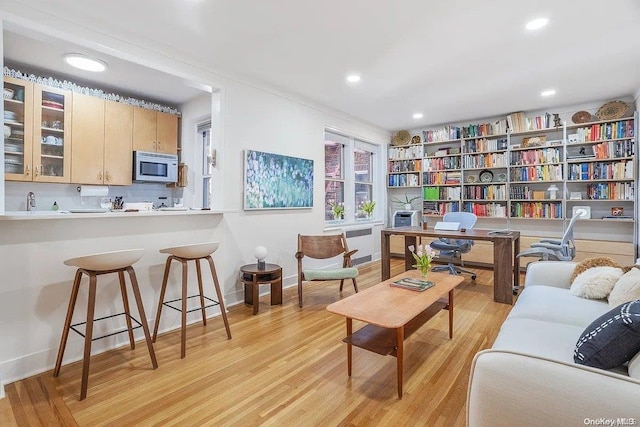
467, 350, 640, 427
523, 261, 576, 289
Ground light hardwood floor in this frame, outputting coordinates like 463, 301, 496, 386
0, 259, 517, 426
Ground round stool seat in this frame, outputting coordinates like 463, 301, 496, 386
64, 249, 144, 271
159, 242, 219, 259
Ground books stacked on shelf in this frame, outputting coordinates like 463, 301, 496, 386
388, 173, 420, 187
391, 277, 435, 292
423, 126, 461, 143
509, 186, 547, 200
462, 152, 508, 168
444, 171, 462, 184
592, 140, 635, 159
464, 202, 507, 218
462, 120, 508, 138
464, 184, 507, 200
389, 145, 423, 160
425, 157, 461, 170
463, 137, 508, 153
510, 165, 563, 182
389, 159, 421, 172
572, 120, 634, 142
587, 182, 635, 200
425, 202, 460, 215
602, 215, 633, 220
567, 161, 634, 181
511, 147, 561, 165
510, 202, 562, 219
506, 112, 558, 133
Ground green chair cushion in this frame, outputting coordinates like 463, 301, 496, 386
303, 267, 358, 281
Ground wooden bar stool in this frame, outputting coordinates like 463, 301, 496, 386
152, 242, 232, 358
53, 249, 158, 400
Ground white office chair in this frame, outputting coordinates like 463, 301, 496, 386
517, 210, 582, 262
430, 211, 478, 280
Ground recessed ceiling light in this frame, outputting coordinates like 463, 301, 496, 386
413, 113, 423, 119
346, 74, 361, 83
63, 53, 107, 72
526, 18, 549, 31
541, 89, 556, 97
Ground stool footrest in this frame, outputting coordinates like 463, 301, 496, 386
162, 294, 220, 314
70, 312, 143, 341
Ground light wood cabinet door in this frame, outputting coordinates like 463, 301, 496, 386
156, 111, 178, 154
132, 106, 156, 152
104, 101, 133, 185
71, 93, 105, 184
33, 84, 72, 183
4, 77, 34, 181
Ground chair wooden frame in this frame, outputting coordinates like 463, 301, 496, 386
295, 233, 358, 307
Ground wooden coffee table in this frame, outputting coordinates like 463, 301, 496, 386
326, 270, 464, 398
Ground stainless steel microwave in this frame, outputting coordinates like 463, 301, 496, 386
133, 151, 178, 183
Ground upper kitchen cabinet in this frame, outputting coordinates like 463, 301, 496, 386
133, 106, 178, 154
4, 77, 34, 181
71, 94, 133, 185
33, 84, 72, 183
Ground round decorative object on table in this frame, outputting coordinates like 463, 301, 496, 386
411, 135, 421, 144
571, 111, 592, 124
392, 130, 411, 146
595, 101, 629, 121
479, 169, 494, 183
496, 173, 507, 182
466, 175, 477, 183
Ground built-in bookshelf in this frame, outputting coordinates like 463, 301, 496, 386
388, 113, 637, 223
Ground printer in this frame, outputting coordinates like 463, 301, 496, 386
392, 210, 420, 227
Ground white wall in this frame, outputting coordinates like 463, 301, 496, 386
0, 7, 389, 389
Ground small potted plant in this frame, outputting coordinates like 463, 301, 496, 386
359, 200, 376, 219
390, 193, 420, 210
329, 201, 345, 220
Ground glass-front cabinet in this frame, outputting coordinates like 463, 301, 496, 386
3, 77, 71, 182
33, 85, 71, 182
3, 76, 33, 180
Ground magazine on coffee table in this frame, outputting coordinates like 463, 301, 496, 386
390, 277, 435, 292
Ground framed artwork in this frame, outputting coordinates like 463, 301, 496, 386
244, 149, 314, 210
522, 135, 547, 147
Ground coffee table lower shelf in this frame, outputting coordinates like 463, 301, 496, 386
343, 299, 449, 357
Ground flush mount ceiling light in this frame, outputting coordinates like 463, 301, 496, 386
413, 113, 423, 119
541, 89, 556, 97
346, 74, 361, 83
526, 18, 549, 31
63, 53, 108, 72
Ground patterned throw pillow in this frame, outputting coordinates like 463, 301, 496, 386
574, 300, 640, 369
609, 267, 640, 308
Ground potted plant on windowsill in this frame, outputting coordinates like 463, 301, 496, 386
329, 201, 345, 220
391, 193, 420, 210
359, 200, 376, 219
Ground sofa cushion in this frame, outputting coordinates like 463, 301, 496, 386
508, 285, 610, 328
493, 318, 585, 363
574, 300, 640, 369
570, 266, 623, 300
609, 267, 640, 308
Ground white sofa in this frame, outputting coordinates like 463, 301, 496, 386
467, 261, 640, 426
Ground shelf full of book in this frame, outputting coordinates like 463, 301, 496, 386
400, 113, 637, 222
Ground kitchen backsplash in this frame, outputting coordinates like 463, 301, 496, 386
5, 181, 179, 211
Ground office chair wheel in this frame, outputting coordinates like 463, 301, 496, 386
471, 274, 476, 281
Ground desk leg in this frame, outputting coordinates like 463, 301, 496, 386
493, 238, 514, 305
449, 289, 454, 339
347, 318, 352, 377
252, 275, 259, 315
381, 232, 391, 280
513, 237, 520, 289
396, 326, 404, 398
404, 236, 417, 272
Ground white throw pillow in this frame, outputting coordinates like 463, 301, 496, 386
609, 268, 640, 308
628, 351, 640, 380
570, 266, 623, 299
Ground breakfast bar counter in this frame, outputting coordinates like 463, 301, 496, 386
0, 208, 232, 220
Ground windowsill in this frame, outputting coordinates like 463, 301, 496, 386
324, 219, 384, 231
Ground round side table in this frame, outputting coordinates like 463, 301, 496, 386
240, 263, 283, 315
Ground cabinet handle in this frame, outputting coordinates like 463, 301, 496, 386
25, 165, 30, 176
152, 141, 157, 150
34, 165, 39, 176
40, 165, 43, 176
105, 171, 110, 182
157, 141, 162, 151
98, 171, 103, 182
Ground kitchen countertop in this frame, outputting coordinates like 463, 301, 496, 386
0, 208, 234, 220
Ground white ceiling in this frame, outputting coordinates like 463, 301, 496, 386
3, 0, 640, 131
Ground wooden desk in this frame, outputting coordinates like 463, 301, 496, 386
327, 270, 463, 398
381, 226, 520, 304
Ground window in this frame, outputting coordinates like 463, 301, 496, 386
324, 130, 381, 224
199, 121, 212, 208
